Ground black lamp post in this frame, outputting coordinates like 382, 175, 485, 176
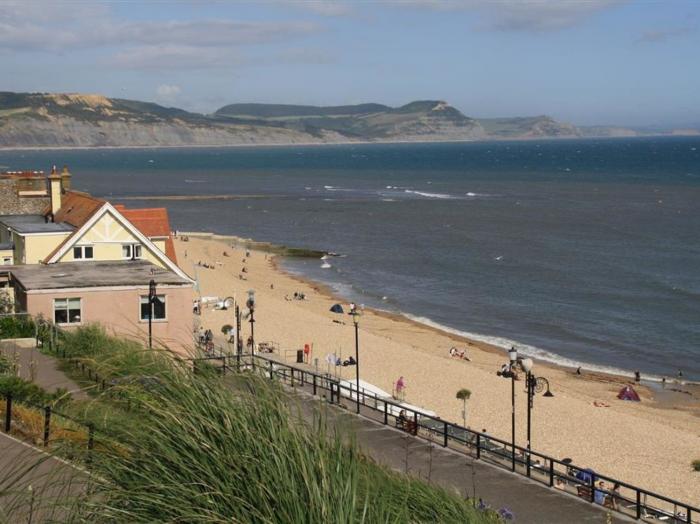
148, 279, 156, 349
520, 358, 554, 477
246, 290, 255, 353
222, 296, 235, 354
235, 305, 242, 355
508, 346, 518, 472
351, 306, 361, 414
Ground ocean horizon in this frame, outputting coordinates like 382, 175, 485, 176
2, 136, 698, 379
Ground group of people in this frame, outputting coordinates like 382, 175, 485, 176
197, 327, 215, 353
449, 347, 471, 361
285, 292, 307, 301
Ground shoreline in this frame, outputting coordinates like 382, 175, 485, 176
275, 256, 700, 394
184, 229, 696, 389
180, 233, 700, 504
0, 134, 690, 154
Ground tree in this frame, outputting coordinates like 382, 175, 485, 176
456, 388, 472, 428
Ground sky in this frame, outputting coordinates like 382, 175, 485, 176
1, 0, 699, 127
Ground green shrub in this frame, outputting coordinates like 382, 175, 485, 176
0, 375, 67, 405
28, 327, 498, 523
0, 316, 35, 339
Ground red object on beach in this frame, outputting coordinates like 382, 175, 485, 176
617, 385, 641, 401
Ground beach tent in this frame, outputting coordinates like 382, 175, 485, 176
617, 385, 641, 401
330, 304, 344, 314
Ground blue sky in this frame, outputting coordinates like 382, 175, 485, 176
1, 1, 698, 126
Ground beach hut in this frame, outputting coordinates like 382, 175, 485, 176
617, 385, 641, 401
329, 304, 344, 314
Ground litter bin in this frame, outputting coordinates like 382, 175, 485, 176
296, 349, 304, 363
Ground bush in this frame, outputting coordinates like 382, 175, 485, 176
693, 459, 700, 472
28, 327, 499, 523
0, 315, 35, 339
0, 375, 67, 405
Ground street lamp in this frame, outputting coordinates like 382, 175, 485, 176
222, 296, 235, 355
246, 290, 255, 354
350, 306, 361, 414
148, 279, 156, 349
520, 358, 554, 477
235, 304, 242, 355
496, 346, 518, 471
508, 346, 518, 472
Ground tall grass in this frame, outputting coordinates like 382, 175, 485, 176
31, 326, 499, 523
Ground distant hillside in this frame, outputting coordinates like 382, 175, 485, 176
478, 116, 579, 138
215, 99, 486, 141
1, 91, 691, 149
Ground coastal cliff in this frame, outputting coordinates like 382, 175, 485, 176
0, 91, 665, 148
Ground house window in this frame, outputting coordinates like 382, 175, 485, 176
140, 295, 166, 321
122, 244, 143, 259
54, 298, 81, 325
2, 257, 11, 265
73, 246, 94, 260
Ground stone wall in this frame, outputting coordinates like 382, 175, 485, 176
0, 177, 50, 215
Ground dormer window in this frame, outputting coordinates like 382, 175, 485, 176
73, 245, 94, 260
122, 244, 142, 260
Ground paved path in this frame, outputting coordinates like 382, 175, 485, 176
222, 366, 632, 524
1, 338, 87, 399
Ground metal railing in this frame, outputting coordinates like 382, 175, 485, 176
190, 352, 699, 524
1, 392, 95, 454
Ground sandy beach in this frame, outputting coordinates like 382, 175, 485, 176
175, 233, 700, 506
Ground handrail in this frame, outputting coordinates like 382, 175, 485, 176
188, 352, 699, 523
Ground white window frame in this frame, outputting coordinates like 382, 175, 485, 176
73, 245, 94, 260
140, 294, 167, 322
122, 244, 143, 260
53, 297, 82, 325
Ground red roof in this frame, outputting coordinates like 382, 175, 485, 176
120, 208, 171, 238
50, 191, 105, 228
120, 207, 177, 264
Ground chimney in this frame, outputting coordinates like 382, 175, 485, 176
49, 165, 62, 215
60, 165, 72, 191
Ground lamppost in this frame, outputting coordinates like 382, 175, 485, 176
148, 279, 156, 349
520, 358, 554, 477
246, 290, 255, 353
508, 346, 518, 471
496, 346, 518, 471
222, 296, 235, 355
350, 306, 361, 414
235, 305, 242, 355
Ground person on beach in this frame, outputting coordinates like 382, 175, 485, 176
395, 376, 406, 399
576, 366, 582, 375
634, 370, 641, 383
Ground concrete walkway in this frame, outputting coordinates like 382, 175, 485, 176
222, 365, 632, 524
0, 338, 87, 399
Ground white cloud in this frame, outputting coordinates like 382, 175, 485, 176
113, 45, 241, 70
638, 25, 695, 43
156, 84, 182, 97
396, 0, 626, 32
283, 1, 354, 17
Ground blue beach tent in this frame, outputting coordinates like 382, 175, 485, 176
330, 304, 344, 314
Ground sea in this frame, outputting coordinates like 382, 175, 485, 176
1, 137, 699, 379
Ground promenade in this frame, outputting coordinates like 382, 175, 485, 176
222, 365, 632, 524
